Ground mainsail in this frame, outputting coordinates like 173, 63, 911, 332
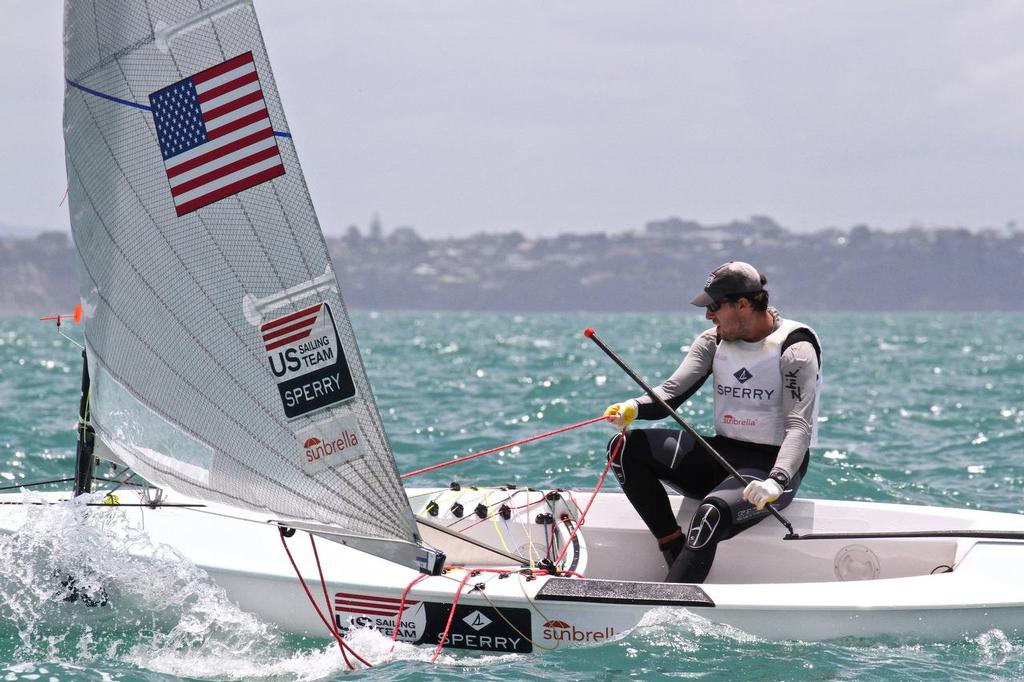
62, 0, 431, 568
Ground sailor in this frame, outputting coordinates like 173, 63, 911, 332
603, 261, 821, 583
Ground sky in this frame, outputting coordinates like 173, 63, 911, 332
3, 1, 1024, 238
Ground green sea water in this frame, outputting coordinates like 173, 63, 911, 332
1, 311, 1023, 681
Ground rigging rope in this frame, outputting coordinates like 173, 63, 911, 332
0, 477, 76, 492
552, 428, 625, 567
310, 534, 354, 670
277, 528, 371, 670
391, 572, 430, 645
68, 412, 621, 665
430, 570, 474, 663
400, 415, 609, 479
408, 418, 627, 574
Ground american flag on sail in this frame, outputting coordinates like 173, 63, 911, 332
149, 52, 285, 217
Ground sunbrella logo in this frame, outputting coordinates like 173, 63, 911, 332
541, 619, 616, 643
722, 414, 757, 427
296, 415, 366, 475
733, 367, 753, 383
303, 432, 359, 464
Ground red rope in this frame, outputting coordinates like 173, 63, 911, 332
309, 535, 353, 670
277, 418, 621, 666
430, 570, 474, 663
552, 429, 625, 567
274, 417, 622, 667
455, 493, 546, 533
278, 530, 371, 669
391, 572, 430, 644
400, 416, 609, 479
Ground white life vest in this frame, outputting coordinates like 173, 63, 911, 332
712, 318, 822, 446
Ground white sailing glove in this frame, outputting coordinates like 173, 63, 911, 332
603, 400, 638, 429
743, 478, 783, 510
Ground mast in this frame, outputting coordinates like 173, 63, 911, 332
72, 349, 95, 496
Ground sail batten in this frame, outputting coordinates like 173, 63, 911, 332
63, 0, 419, 551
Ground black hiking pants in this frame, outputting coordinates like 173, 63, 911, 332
608, 429, 808, 583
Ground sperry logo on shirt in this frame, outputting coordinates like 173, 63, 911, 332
717, 385, 775, 400
733, 367, 753, 383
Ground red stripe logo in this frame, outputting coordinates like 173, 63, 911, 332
260, 303, 322, 352
334, 593, 419, 616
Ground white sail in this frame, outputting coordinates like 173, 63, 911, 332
63, 0, 431, 568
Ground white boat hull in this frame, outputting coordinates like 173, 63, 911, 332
2, 487, 1024, 652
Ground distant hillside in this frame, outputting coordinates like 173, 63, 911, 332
0, 232, 78, 315
1, 218, 1021, 314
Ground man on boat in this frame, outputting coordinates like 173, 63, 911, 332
603, 261, 821, 583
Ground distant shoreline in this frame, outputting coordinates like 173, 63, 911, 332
2, 216, 1021, 314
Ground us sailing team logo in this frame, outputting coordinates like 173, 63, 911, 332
261, 302, 356, 418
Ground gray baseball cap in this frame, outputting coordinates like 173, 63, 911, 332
690, 261, 767, 307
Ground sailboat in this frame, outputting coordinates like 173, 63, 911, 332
3, 0, 1024, 660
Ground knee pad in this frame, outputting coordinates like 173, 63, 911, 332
686, 502, 725, 550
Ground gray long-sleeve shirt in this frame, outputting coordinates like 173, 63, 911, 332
634, 312, 820, 481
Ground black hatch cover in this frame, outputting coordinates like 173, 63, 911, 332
536, 578, 715, 607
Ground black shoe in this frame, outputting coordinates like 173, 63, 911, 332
659, 535, 685, 568
664, 545, 717, 584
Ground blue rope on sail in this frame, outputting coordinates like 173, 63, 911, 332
66, 79, 151, 110
65, 79, 293, 138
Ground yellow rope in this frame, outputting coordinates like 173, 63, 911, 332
485, 489, 514, 554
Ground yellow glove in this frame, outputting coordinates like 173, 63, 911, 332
603, 400, 638, 429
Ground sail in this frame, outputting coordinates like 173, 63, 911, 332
62, 0, 429, 567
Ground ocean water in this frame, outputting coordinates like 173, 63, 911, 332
0, 311, 1022, 681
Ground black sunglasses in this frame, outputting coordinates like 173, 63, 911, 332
706, 296, 739, 313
